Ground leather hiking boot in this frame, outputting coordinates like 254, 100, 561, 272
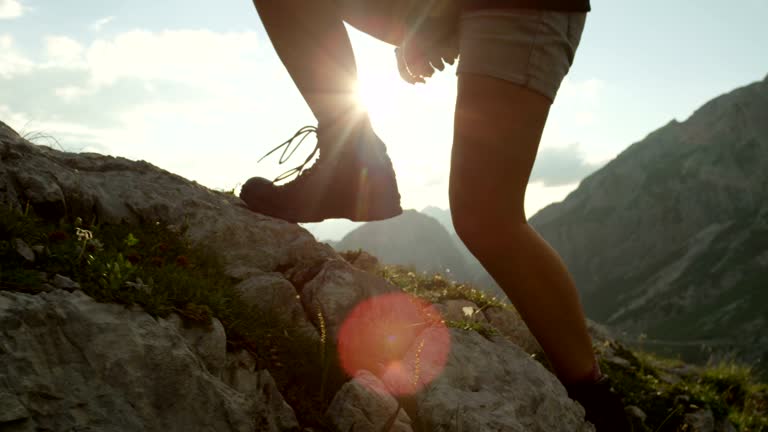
240, 122, 402, 223
566, 375, 631, 431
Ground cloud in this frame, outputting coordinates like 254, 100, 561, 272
83, 30, 262, 88
0, 35, 34, 78
0, 0, 23, 19
0, 28, 312, 191
90, 16, 115, 32
44, 36, 85, 67
529, 143, 603, 186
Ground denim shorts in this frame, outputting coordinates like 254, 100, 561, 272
456, 8, 587, 101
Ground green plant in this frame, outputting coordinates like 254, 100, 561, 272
377, 265, 511, 310
445, 320, 499, 339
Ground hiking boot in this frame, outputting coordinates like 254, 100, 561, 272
240, 119, 402, 223
567, 375, 631, 431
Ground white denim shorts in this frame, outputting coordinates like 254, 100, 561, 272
456, 8, 587, 101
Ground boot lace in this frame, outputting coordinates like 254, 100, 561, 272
258, 125, 319, 183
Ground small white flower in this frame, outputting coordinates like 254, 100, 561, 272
462, 306, 475, 318
75, 227, 93, 242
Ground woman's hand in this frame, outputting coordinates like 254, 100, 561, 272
395, 14, 459, 84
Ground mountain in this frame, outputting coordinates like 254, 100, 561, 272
421, 206, 456, 235
335, 209, 473, 282
529, 75, 768, 367
420, 206, 503, 294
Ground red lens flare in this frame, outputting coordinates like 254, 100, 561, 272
337, 292, 450, 396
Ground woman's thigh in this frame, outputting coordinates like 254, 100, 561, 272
450, 9, 587, 222
450, 74, 551, 225
335, 0, 411, 45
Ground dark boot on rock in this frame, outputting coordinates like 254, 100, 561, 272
240, 119, 402, 223
567, 375, 632, 431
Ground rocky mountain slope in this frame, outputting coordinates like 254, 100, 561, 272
529, 75, 768, 368
0, 120, 595, 431
3, 119, 765, 431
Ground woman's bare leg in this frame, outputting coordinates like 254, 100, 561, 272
252, 0, 359, 125
449, 74, 597, 384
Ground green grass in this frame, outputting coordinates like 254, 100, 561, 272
601, 345, 768, 431
376, 263, 512, 310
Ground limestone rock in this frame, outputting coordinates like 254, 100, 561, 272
684, 408, 715, 432
0, 123, 335, 281
482, 305, 542, 355
300, 259, 399, 341
326, 370, 413, 432
234, 272, 318, 342
51, 273, 80, 291
165, 314, 227, 376
625, 405, 647, 424
345, 250, 380, 273
222, 351, 299, 432
412, 328, 594, 432
12, 238, 34, 262
0, 290, 293, 432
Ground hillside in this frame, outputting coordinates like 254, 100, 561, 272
335, 209, 474, 284
529, 75, 768, 369
2, 120, 766, 431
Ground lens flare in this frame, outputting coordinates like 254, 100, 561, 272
337, 292, 450, 396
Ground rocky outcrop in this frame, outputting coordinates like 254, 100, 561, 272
0, 121, 594, 431
0, 289, 298, 432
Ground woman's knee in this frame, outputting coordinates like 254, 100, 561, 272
449, 198, 526, 252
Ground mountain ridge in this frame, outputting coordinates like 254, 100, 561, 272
529, 75, 768, 368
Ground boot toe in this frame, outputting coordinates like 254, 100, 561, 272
239, 176, 276, 209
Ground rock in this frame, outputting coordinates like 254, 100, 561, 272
715, 418, 737, 432
300, 259, 399, 341
0, 290, 292, 432
585, 319, 613, 345
348, 250, 380, 273
684, 409, 715, 432
604, 354, 632, 368
434, 299, 489, 324
51, 274, 80, 291
0, 126, 335, 281
326, 370, 413, 432
0, 391, 29, 423
221, 351, 299, 431
482, 305, 542, 355
412, 328, 594, 432
625, 405, 647, 422
13, 238, 34, 262
165, 314, 227, 376
31, 244, 45, 256
234, 272, 317, 342
223, 350, 259, 393
38, 283, 56, 292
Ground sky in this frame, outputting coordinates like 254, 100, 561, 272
1, 0, 767, 240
